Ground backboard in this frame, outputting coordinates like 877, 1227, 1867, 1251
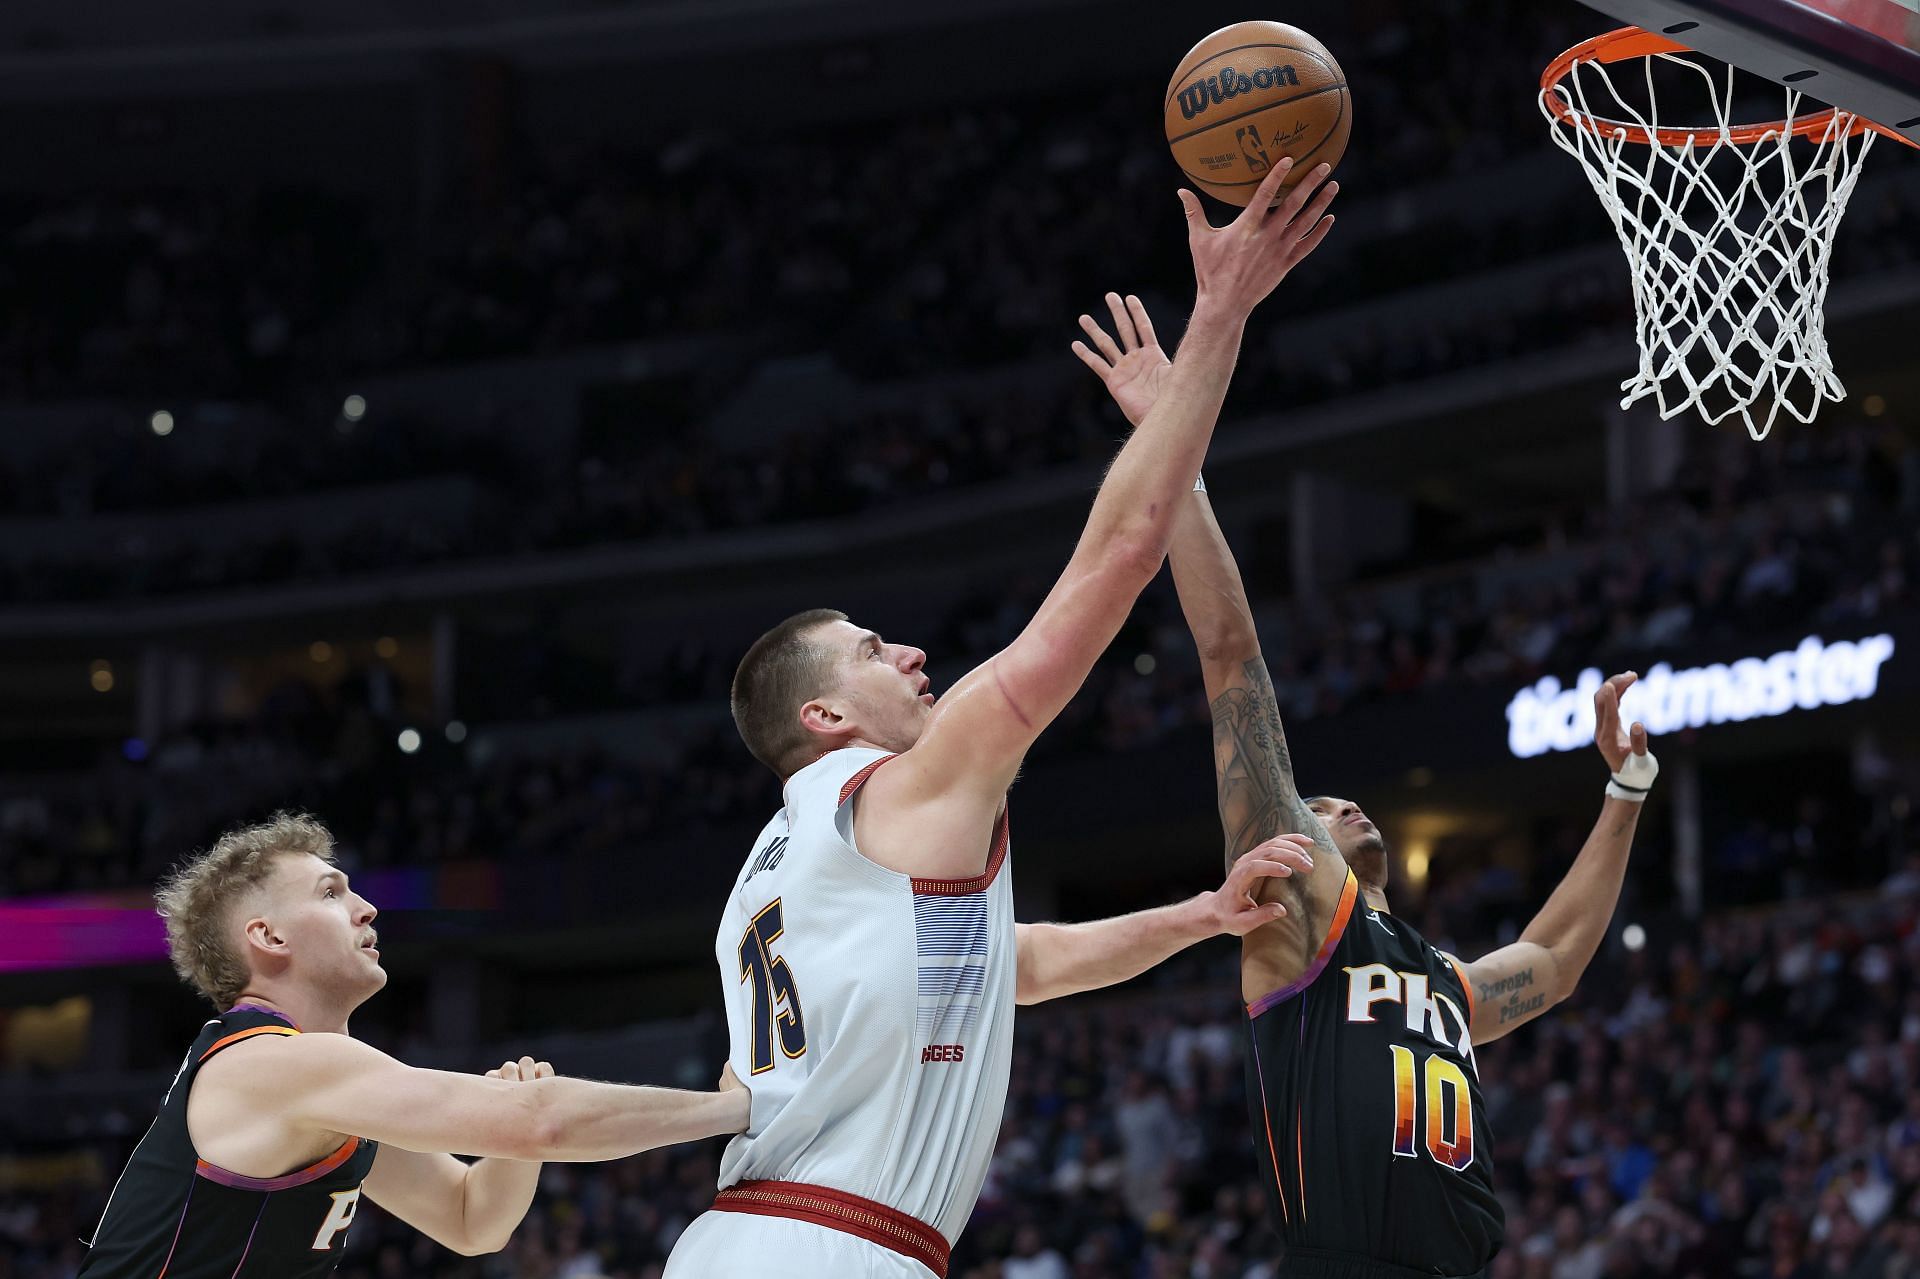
1579, 0, 1920, 143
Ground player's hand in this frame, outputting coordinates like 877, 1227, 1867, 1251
1179, 159, 1338, 319
1199, 835, 1317, 936
486, 1055, 555, 1083
1593, 671, 1650, 774
1072, 292, 1171, 429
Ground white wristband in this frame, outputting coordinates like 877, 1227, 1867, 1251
1193, 473, 1207, 493
1605, 749, 1659, 803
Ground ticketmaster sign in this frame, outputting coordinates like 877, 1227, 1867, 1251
1506, 634, 1896, 759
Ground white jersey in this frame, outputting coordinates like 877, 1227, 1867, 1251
711, 746, 1016, 1243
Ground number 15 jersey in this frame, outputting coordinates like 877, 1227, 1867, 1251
1245, 872, 1503, 1276
712, 747, 1017, 1244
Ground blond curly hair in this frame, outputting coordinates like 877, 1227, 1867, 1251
153, 812, 336, 1009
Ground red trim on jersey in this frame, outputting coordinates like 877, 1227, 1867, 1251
1244, 871, 1360, 1018
196, 1137, 362, 1193
713, 1180, 951, 1276
837, 753, 1011, 896
912, 807, 1009, 896
838, 754, 896, 805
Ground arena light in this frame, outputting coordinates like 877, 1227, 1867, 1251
1134, 653, 1157, 675
342, 394, 367, 422
397, 728, 422, 755
1505, 634, 1896, 759
149, 410, 174, 437
445, 720, 468, 744
1622, 924, 1647, 952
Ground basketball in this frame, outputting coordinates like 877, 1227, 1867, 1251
1165, 21, 1351, 207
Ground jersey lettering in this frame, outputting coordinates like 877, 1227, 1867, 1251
738, 898, 808, 1074
312, 1188, 361, 1250
1389, 1047, 1477, 1172
1344, 963, 1401, 1023
1344, 966, 1473, 1063
921, 1044, 966, 1063
743, 836, 789, 887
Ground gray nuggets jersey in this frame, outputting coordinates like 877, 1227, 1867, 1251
707, 746, 1016, 1263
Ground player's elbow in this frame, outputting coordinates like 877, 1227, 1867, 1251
451, 1230, 511, 1258
1192, 625, 1261, 668
1102, 532, 1170, 587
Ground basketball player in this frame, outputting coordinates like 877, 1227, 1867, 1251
1076, 293, 1660, 1279
663, 158, 1341, 1279
78, 812, 748, 1278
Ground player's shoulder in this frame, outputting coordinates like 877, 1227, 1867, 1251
784, 746, 895, 813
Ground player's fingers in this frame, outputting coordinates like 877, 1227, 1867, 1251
518, 1056, 538, 1079
1077, 314, 1123, 363
1283, 177, 1340, 242
1234, 157, 1295, 227
1242, 858, 1302, 882
1630, 722, 1649, 754
534, 1061, 555, 1079
1121, 289, 1152, 345
1289, 214, 1336, 261
1266, 161, 1327, 227
1104, 292, 1137, 351
1177, 189, 1208, 233
1612, 671, 1639, 696
1070, 341, 1112, 380
1126, 295, 1158, 351
1251, 833, 1316, 865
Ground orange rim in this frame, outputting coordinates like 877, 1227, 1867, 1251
1541, 26, 1916, 149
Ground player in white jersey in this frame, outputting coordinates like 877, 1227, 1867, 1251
665, 158, 1341, 1279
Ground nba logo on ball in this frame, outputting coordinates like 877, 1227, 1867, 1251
1165, 21, 1352, 207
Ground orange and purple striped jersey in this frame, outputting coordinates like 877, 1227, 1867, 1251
1244, 872, 1502, 1277
78, 1006, 378, 1278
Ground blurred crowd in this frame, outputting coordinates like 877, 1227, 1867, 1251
3, 420, 1914, 901
5, 0, 1918, 604
9, 838, 1920, 1278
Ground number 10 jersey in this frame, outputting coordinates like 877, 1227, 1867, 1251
1244, 872, 1504, 1276
711, 746, 1017, 1246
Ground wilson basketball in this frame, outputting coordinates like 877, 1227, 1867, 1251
1165, 21, 1351, 207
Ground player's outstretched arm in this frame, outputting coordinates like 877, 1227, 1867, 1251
1456, 672, 1656, 1044
1075, 293, 1346, 993
362, 1057, 554, 1256
262, 1033, 747, 1164
868, 164, 1340, 871
1013, 837, 1315, 1004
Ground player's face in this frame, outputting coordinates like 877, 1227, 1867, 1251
264, 854, 386, 1001
1307, 796, 1387, 864
817, 620, 933, 752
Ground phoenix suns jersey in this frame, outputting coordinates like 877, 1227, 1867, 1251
79, 1005, 378, 1278
710, 747, 1017, 1244
1245, 873, 1502, 1278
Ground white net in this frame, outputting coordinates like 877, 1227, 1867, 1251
1541, 45, 1880, 440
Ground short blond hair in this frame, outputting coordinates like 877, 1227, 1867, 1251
154, 812, 336, 1009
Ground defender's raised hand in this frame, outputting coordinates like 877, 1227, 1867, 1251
1073, 292, 1172, 429
1592, 672, 1650, 775
1179, 158, 1338, 317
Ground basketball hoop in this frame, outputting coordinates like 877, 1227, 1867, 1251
1541, 27, 1917, 440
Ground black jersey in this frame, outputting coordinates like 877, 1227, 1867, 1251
1244, 872, 1502, 1278
78, 1006, 379, 1279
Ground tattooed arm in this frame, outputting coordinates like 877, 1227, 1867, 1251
1454, 676, 1650, 1043
1169, 489, 1350, 999
1075, 292, 1348, 999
